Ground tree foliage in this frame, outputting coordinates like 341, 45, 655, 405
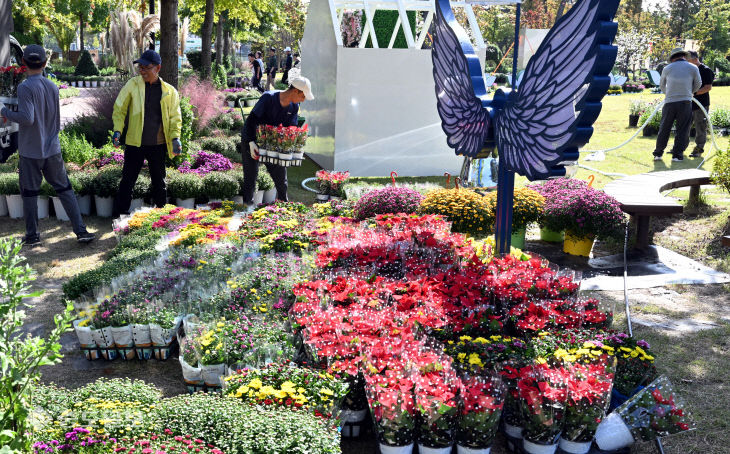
690, 0, 730, 53
615, 30, 650, 77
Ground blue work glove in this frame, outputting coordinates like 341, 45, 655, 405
112, 131, 121, 148
172, 138, 182, 156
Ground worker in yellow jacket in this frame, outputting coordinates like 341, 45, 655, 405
111, 50, 182, 217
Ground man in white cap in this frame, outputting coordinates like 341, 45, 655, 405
282, 47, 293, 85
241, 76, 314, 206
653, 48, 701, 162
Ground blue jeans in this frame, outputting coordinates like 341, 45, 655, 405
19, 153, 87, 238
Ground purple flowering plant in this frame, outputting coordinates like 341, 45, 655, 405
178, 150, 234, 175
353, 187, 424, 220
529, 179, 625, 239
33, 427, 116, 453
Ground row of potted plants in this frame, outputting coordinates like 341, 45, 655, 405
53, 74, 115, 87
224, 89, 261, 107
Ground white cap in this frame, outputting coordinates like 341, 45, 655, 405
290, 76, 314, 101
284, 46, 291, 52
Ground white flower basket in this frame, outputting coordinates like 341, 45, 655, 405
233, 195, 244, 205
201, 363, 226, 387
503, 423, 523, 439
227, 101, 235, 107
278, 152, 293, 161
73, 319, 99, 360
292, 151, 304, 159
179, 355, 204, 386
0, 195, 7, 216
77, 195, 91, 215
111, 325, 136, 360
258, 148, 268, 157
131, 323, 152, 360
6, 194, 22, 218
37, 197, 49, 219
51, 196, 69, 221
315, 193, 329, 201
90, 326, 117, 360
379, 443, 413, 454
91, 81, 98, 88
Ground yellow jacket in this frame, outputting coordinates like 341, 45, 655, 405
112, 76, 182, 158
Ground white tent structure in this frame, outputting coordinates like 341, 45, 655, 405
300, 0, 489, 176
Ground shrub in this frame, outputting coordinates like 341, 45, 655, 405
70, 170, 97, 197
62, 114, 112, 148
73, 378, 163, 404
711, 147, 730, 194
167, 171, 204, 200
203, 171, 239, 200
528, 178, 590, 232
185, 50, 217, 74
420, 188, 494, 236
0, 172, 19, 195
710, 107, 730, 129
256, 170, 274, 191
179, 150, 234, 175
225, 170, 245, 195
74, 50, 100, 76
212, 62, 227, 89
39, 180, 55, 197
200, 136, 236, 155
91, 165, 123, 198
180, 75, 221, 133
133, 174, 151, 199
353, 186, 424, 220
542, 186, 625, 240
59, 130, 97, 164
483, 187, 544, 231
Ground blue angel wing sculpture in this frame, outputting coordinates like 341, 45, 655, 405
496, 0, 620, 180
432, 0, 491, 158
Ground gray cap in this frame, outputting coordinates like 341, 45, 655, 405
23, 44, 47, 64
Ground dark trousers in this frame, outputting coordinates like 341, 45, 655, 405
692, 108, 709, 150
241, 145, 288, 204
251, 76, 263, 93
113, 144, 167, 217
654, 101, 692, 158
282, 69, 290, 85
19, 154, 87, 237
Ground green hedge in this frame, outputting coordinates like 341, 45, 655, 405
362, 10, 416, 49
186, 50, 217, 74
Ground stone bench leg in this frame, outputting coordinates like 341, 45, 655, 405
689, 185, 700, 205
635, 215, 651, 249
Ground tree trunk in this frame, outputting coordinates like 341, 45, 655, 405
223, 29, 230, 60
79, 14, 85, 52
215, 11, 225, 65
159, 0, 179, 89
149, 0, 156, 49
555, 0, 567, 22
200, 0, 215, 79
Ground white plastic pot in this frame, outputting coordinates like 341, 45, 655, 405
315, 193, 329, 201
233, 195, 244, 205
179, 355, 204, 385
457, 446, 491, 454
37, 197, 49, 219
258, 148, 268, 157
503, 423, 524, 439
51, 196, 69, 221
292, 151, 304, 159
558, 438, 592, 454
77, 195, 91, 215
418, 444, 452, 454
6, 194, 22, 218
176, 198, 195, 209
262, 188, 276, 204
253, 190, 264, 205
201, 363, 226, 387
91, 81, 98, 88
0, 194, 7, 216
522, 439, 557, 454
227, 101, 235, 107
95, 196, 114, 217
129, 198, 144, 211
379, 443, 413, 454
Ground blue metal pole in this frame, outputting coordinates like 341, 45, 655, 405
494, 2, 521, 255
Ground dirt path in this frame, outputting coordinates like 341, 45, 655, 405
60, 88, 96, 127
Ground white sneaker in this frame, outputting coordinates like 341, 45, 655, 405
653, 156, 662, 161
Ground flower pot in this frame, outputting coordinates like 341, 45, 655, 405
642, 126, 657, 136
176, 197, 195, 209
73, 319, 99, 360
6, 194, 23, 218
52, 196, 70, 221
227, 101, 235, 107
0, 195, 6, 216
258, 148, 268, 157
267, 150, 279, 159
254, 190, 264, 205
315, 193, 329, 201
522, 439, 558, 454
201, 363, 226, 387
91, 81, 98, 88
129, 198, 144, 212
278, 152, 293, 161
90, 326, 117, 360
510, 228, 526, 250
263, 188, 276, 204
94, 196, 114, 217
292, 151, 304, 159
457, 446, 491, 454
418, 444, 453, 454
179, 355, 204, 386
37, 197, 49, 219
111, 325, 136, 360
558, 438, 592, 454
594, 412, 634, 451
245, 98, 257, 107
540, 227, 565, 243
233, 195, 244, 205
563, 232, 594, 257
77, 195, 91, 216
131, 323, 153, 360
378, 443, 413, 454
628, 114, 639, 128
503, 423, 523, 439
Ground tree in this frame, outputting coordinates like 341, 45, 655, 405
200, 0, 214, 78
667, 0, 701, 38
474, 5, 515, 55
650, 36, 679, 67
690, 0, 730, 53
159, 0, 179, 88
55, 0, 113, 51
615, 30, 650, 78
45, 14, 77, 60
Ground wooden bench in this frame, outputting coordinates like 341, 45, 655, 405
603, 169, 711, 248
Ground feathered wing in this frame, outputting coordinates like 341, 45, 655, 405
497, 0, 620, 180
432, 0, 490, 158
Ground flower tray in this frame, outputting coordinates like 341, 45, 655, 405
79, 340, 178, 362
0, 96, 19, 112
258, 155, 304, 167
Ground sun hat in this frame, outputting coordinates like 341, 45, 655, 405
669, 47, 687, 60
290, 76, 314, 101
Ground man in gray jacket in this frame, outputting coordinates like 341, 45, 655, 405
653, 48, 701, 162
0, 45, 95, 246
